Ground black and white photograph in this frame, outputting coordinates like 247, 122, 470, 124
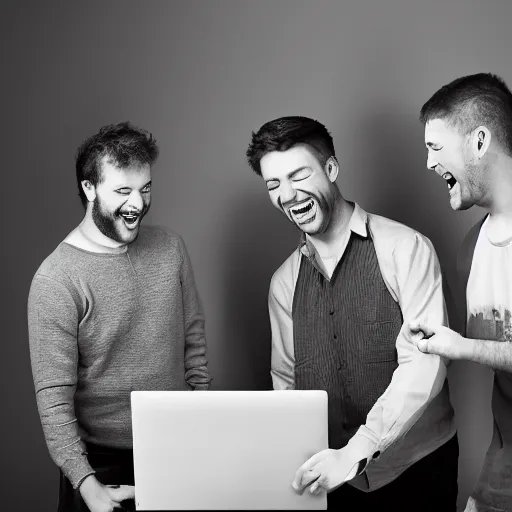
3, 1, 512, 511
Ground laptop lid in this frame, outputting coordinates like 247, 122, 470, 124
131, 390, 328, 510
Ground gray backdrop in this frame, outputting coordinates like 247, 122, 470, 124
3, 1, 510, 510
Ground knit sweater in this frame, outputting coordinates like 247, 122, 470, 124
27, 226, 210, 488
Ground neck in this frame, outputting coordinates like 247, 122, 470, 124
307, 195, 353, 255
482, 153, 512, 215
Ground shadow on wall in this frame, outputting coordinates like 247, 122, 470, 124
217, 186, 299, 391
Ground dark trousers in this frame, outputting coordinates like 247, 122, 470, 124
57, 443, 135, 512
327, 434, 459, 511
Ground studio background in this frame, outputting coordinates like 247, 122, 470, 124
3, 1, 511, 510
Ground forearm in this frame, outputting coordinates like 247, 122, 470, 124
183, 304, 210, 389
459, 337, 512, 372
184, 331, 211, 389
36, 386, 94, 488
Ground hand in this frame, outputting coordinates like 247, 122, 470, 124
79, 475, 135, 512
407, 321, 465, 360
292, 447, 360, 496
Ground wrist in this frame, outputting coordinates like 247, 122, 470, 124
79, 474, 100, 498
456, 335, 474, 360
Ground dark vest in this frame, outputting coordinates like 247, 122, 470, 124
292, 232, 402, 449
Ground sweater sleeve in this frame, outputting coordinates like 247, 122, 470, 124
27, 274, 95, 488
177, 236, 212, 390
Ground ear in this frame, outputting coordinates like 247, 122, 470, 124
471, 126, 491, 158
81, 180, 96, 202
325, 157, 339, 183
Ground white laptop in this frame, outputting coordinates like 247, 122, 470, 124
131, 390, 328, 510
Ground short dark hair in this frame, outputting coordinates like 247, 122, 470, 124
246, 116, 335, 175
75, 121, 159, 207
419, 73, 512, 155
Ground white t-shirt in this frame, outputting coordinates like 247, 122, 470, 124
467, 216, 512, 341
466, 214, 512, 509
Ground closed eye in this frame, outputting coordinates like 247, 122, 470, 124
266, 181, 279, 192
291, 168, 312, 181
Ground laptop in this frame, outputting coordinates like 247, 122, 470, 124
131, 390, 328, 510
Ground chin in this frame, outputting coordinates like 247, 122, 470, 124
450, 196, 473, 211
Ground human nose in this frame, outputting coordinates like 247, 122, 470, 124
126, 190, 144, 211
280, 181, 297, 205
426, 151, 438, 172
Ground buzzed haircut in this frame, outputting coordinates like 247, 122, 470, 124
420, 73, 512, 156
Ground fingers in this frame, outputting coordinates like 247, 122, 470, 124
292, 468, 320, 494
408, 320, 438, 339
416, 337, 431, 353
292, 451, 325, 492
309, 480, 325, 496
107, 484, 135, 502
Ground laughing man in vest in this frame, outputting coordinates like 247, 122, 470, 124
410, 73, 512, 512
27, 122, 211, 512
246, 116, 458, 511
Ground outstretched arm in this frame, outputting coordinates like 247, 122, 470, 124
409, 321, 512, 373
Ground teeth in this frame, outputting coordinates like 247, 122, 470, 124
291, 199, 314, 215
441, 172, 457, 191
121, 213, 139, 225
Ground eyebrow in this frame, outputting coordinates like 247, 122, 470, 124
115, 180, 152, 189
264, 166, 311, 184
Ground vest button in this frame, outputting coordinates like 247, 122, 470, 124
329, 310, 335, 315
333, 334, 337, 339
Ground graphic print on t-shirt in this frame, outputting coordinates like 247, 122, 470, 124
467, 306, 512, 342
467, 217, 512, 343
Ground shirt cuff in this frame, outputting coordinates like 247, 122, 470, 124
61, 455, 95, 489
344, 426, 380, 474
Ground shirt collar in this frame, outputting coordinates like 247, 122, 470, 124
298, 201, 368, 259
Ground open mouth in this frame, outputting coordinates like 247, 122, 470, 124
120, 212, 140, 228
289, 198, 317, 224
442, 172, 458, 191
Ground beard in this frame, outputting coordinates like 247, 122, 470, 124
282, 191, 333, 236
459, 149, 485, 210
92, 196, 150, 244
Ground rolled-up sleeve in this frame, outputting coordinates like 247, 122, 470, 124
345, 232, 449, 468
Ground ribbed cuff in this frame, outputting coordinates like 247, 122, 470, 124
61, 455, 96, 489
186, 368, 213, 390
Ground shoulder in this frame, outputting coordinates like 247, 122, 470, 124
368, 212, 436, 257
29, 244, 81, 303
270, 248, 301, 299
32, 243, 78, 283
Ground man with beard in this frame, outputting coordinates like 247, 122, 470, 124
27, 122, 211, 512
246, 116, 458, 511
409, 73, 512, 512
